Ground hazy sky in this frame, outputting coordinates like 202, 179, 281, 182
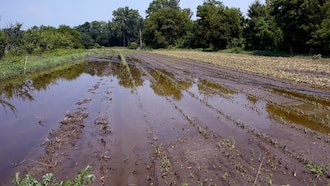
0, 0, 264, 29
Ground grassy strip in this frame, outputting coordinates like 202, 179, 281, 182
0, 48, 116, 80
152, 50, 330, 88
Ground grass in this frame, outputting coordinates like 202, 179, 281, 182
305, 162, 330, 177
0, 48, 119, 80
152, 50, 330, 88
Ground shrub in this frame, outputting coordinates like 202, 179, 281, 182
128, 42, 139, 50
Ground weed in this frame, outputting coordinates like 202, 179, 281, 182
189, 172, 195, 178
182, 183, 188, 186
305, 161, 330, 177
266, 174, 273, 185
197, 126, 209, 139
160, 155, 171, 177
222, 172, 229, 180
154, 144, 163, 157
13, 165, 95, 186
219, 136, 236, 149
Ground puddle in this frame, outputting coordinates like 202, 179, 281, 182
0, 61, 109, 181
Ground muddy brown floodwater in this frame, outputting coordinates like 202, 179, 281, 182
0, 52, 329, 185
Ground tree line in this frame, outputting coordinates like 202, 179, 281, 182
1, 0, 329, 59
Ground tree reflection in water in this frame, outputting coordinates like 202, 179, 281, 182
0, 96, 16, 114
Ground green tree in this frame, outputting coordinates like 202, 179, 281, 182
79, 33, 95, 49
75, 21, 112, 47
194, 0, 244, 49
267, 0, 326, 53
2, 22, 24, 55
90, 21, 111, 46
0, 31, 6, 58
23, 25, 83, 54
112, 7, 143, 47
57, 25, 83, 49
23, 27, 40, 54
245, 0, 283, 50
144, 8, 193, 48
146, 0, 180, 17
308, 1, 330, 54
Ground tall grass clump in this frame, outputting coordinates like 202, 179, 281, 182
0, 48, 114, 80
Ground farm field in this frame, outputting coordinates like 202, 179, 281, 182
0, 51, 329, 185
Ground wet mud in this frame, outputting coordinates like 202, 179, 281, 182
0, 53, 329, 185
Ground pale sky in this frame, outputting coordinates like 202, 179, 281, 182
0, 0, 264, 29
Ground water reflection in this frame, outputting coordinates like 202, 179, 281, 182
32, 64, 85, 91
0, 61, 148, 114
266, 103, 330, 134
198, 79, 236, 97
0, 80, 35, 115
149, 69, 192, 100
0, 63, 88, 115
0, 95, 16, 114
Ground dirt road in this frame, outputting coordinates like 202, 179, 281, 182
5, 52, 330, 185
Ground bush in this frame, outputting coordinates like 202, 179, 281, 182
128, 42, 139, 50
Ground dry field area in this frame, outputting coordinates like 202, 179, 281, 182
153, 50, 330, 89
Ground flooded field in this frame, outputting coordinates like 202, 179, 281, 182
0, 52, 329, 185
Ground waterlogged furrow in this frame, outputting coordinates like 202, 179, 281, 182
130, 53, 330, 185
103, 61, 152, 186
135, 53, 330, 131
135, 57, 313, 184
138, 64, 260, 185
138, 59, 321, 185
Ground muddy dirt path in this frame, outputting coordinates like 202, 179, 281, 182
2, 52, 329, 185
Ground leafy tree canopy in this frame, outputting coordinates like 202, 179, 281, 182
194, 0, 244, 49
112, 7, 143, 46
144, 8, 192, 48
146, 0, 180, 17
266, 0, 326, 53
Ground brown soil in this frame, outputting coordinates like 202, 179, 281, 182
9, 52, 330, 186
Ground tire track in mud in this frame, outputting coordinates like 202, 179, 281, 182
128, 53, 330, 185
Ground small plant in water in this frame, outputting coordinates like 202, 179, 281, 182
219, 136, 236, 149
13, 165, 95, 186
305, 162, 330, 177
